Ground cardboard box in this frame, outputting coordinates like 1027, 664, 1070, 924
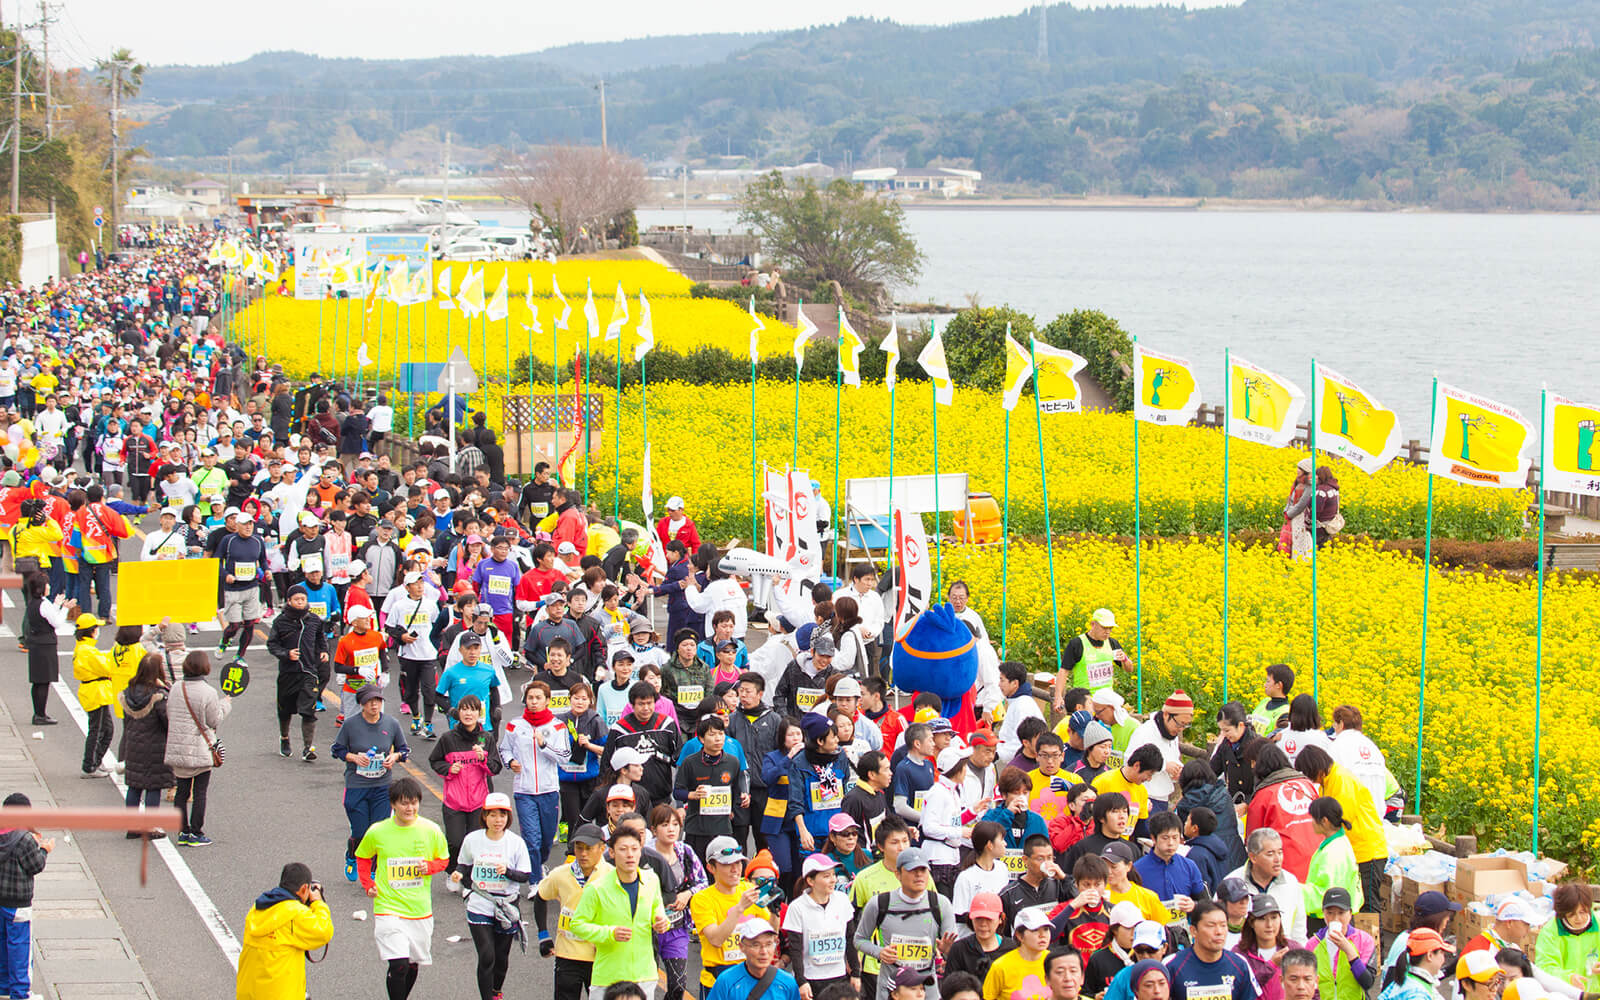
1400, 876, 1449, 900
1455, 856, 1531, 898
1353, 913, 1381, 940
1456, 906, 1495, 943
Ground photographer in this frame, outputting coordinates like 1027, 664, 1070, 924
235, 861, 334, 1000
10, 495, 64, 596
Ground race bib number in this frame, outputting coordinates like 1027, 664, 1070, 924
676, 684, 704, 707
809, 782, 843, 811
699, 785, 732, 816
157, 541, 183, 559
404, 612, 430, 628
808, 931, 847, 962
795, 687, 824, 712
721, 932, 744, 963
912, 790, 928, 814
558, 906, 577, 940
329, 553, 350, 574
352, 646, 381, 681
472, 857, 509, 893
531, 503, 549, 518
386, 857, 427, 890
233, 563, 256, 582
356, 755, 387, 778
1002, 848, 1028, 874
890, 934, 933, 966
549, 690, 571, 713
301, 552, 323, 575
1086, 659, 1113, 688
308, 601, 328, 620
1183, 985, 1231, 1000
487, 575, 511, 596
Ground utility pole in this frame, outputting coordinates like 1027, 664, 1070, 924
442, 130, 450, 203
37, 2, 48, 139
597, 79, 607, 150
11, 12, 23, 213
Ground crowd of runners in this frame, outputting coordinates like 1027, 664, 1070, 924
0, 224, 1596, 1000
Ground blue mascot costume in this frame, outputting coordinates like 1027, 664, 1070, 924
886, 603, 981, 736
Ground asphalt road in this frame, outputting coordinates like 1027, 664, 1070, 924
1, 515, 565, 999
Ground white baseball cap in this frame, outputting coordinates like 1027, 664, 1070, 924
832, 677, 863, 698
665, 496, 684, 510
1132, 920, 1166, 950
347, 605, 373, 620
1014, 907, 1054, 932
610, 746, 650, 769
734, 916, 776, 941
936, 745, 973, 772
1109, 900, 1143, 929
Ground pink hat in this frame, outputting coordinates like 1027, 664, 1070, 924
828, 814, 861, 834
465, 533, 483, 545
969, 892, 1004, 921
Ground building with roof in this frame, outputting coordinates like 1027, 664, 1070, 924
850, 166, 982, 197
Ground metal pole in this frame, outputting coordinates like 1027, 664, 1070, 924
1030, 337, 1061, 668
931, 320, 942, 597
614, 318, 622, 522
792, 298, 803, 470
1310, 357, 1319, 699
750, 297, 758, 546
1133, 335, 1143, 712
832, 303, 842, 580
1415, 375, 1438, 814
1000, 323, 1012, 659
1222, 347, 1231, 703
1534, 386, 1547, 853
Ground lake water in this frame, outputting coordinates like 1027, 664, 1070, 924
521, 206, 1600, 437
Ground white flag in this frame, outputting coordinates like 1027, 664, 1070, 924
917, 325, 953, 405
642, 442, 654, 519
892, 502, 932, 642
634, 291, 654, 362
524, 277, 544, 334
605, 281, 628, 342
881, 318, 900, 392
356, 342, 373, 368
792, 302, 818, 368
436, 264, 454, 309
485, 272, 510, 322
551, 276, 571, 330
583, 281, 599, 342
748, 296, 765, 364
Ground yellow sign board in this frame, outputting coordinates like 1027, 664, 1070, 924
116, 559, 220, 626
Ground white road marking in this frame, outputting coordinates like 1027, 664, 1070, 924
0, 621, 222, 639
48, 680, 243, 969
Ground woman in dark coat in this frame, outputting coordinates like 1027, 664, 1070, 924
20, 573, 70, 725
119, 652, 175, 839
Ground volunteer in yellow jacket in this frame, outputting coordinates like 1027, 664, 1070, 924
1294, 746, 1385, 913
567, 824, 670, 1000
72, 613, 117, 778
236, 862, 335, 1000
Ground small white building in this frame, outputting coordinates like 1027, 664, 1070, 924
181, 179, 226, 206
851, 166, 982, 196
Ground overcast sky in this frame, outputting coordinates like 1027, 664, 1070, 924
46, 0, 1234, 68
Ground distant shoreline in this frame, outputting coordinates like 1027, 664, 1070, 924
638, 196, 1598, 214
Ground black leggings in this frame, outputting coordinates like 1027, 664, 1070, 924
386, 958, 419, 1000
30, 683, 47, 719
469, 922, 514, 1000
442, 806, 483, 868
559, 778, 595, 840
174, 771, 212, 835
398, 658, 435, 722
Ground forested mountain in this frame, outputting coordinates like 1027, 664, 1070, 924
132, 1, 1600, 207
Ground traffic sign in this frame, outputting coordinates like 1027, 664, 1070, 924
436, 347, 479, 396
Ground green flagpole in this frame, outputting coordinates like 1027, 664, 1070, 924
583, 278, 592, 507
504, 307, 512, 462
480, 311, 488, 433
1000, 322, 1013, 659
405, 302, 413, 439
614, 318, 623, 522
1133, 335, 1143, 713
1416, 375, 1438, 815
1223, 347, 1231, 704
1030, 336, 1061, 668
553, 312, 560, 480
886, 334, 897, 583
1310, 357, 1320, 699
932, 319, 942, 597
641, 314, 650, 522
1534, 386, 1547, 853
792, 298, 804, 471
750, 296, 759, 546
526, 301, 534, 480
832, 303, 843, 581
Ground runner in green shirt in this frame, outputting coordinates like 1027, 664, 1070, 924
355, 777, 450, 1000
851, 815, 912, 990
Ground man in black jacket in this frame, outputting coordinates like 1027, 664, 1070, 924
266, 588, 330, 759
598, 683, 680, 807
727, 671, 782, 851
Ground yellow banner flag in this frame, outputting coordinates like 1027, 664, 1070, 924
1427, 382, 1534, 489
1544, 392, 1600, 496
1032, 339, 1088, 414
838, 311, 864, 386
1001, 332, 1033, 411
1132, 344, 1200, 425
1227, 355, 1306, 449
1313, 365, 1401, 475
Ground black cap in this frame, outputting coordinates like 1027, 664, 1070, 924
569, 823, 607, 846
1216, 877, 1253, 904
1100, 840, 1137, 864
1322, 887, 1354, 912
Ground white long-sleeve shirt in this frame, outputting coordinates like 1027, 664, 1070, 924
997, 692, 1043, 763
1125, 716, 1182, 801
848, 586, 886, 641
919, 776, 970, 866
499, 714, 570, 795
684, 578, 747, 638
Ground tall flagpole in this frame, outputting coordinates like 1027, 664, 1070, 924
886, 335, 897, 583
583, 278, 592, 507
1533, 385, 1547, 853
792, 298, 804, 471
1133, 335, 1144, 713
931, 319, 942, 597
832, 303, 843, 581
1310, 357, 1320, 698
1000, 323, 1013, 659
614, 317, 624, 522
405, 301, 413, 439
1030, 337, 1061, 667
750, 297, 758, 546
1222, 347, 1231, 703
1416, 374, 1438, 815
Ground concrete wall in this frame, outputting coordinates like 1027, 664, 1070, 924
19, 215, 59, 288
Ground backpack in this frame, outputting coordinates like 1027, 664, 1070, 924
869, 890, 944, 937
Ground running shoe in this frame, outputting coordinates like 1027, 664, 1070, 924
186, 834, 213, 847
279, 738, 291, 758
302, 747, 318, 762
345, 858, 358, 882
314, 699, 325, 712
216, 634, 230, 654
423, 723, 436, 739
410, 719, 421, 736
79, 767, 109, 779
174, 833, 193, 847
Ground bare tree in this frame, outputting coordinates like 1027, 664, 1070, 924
494, 145, 647, 254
